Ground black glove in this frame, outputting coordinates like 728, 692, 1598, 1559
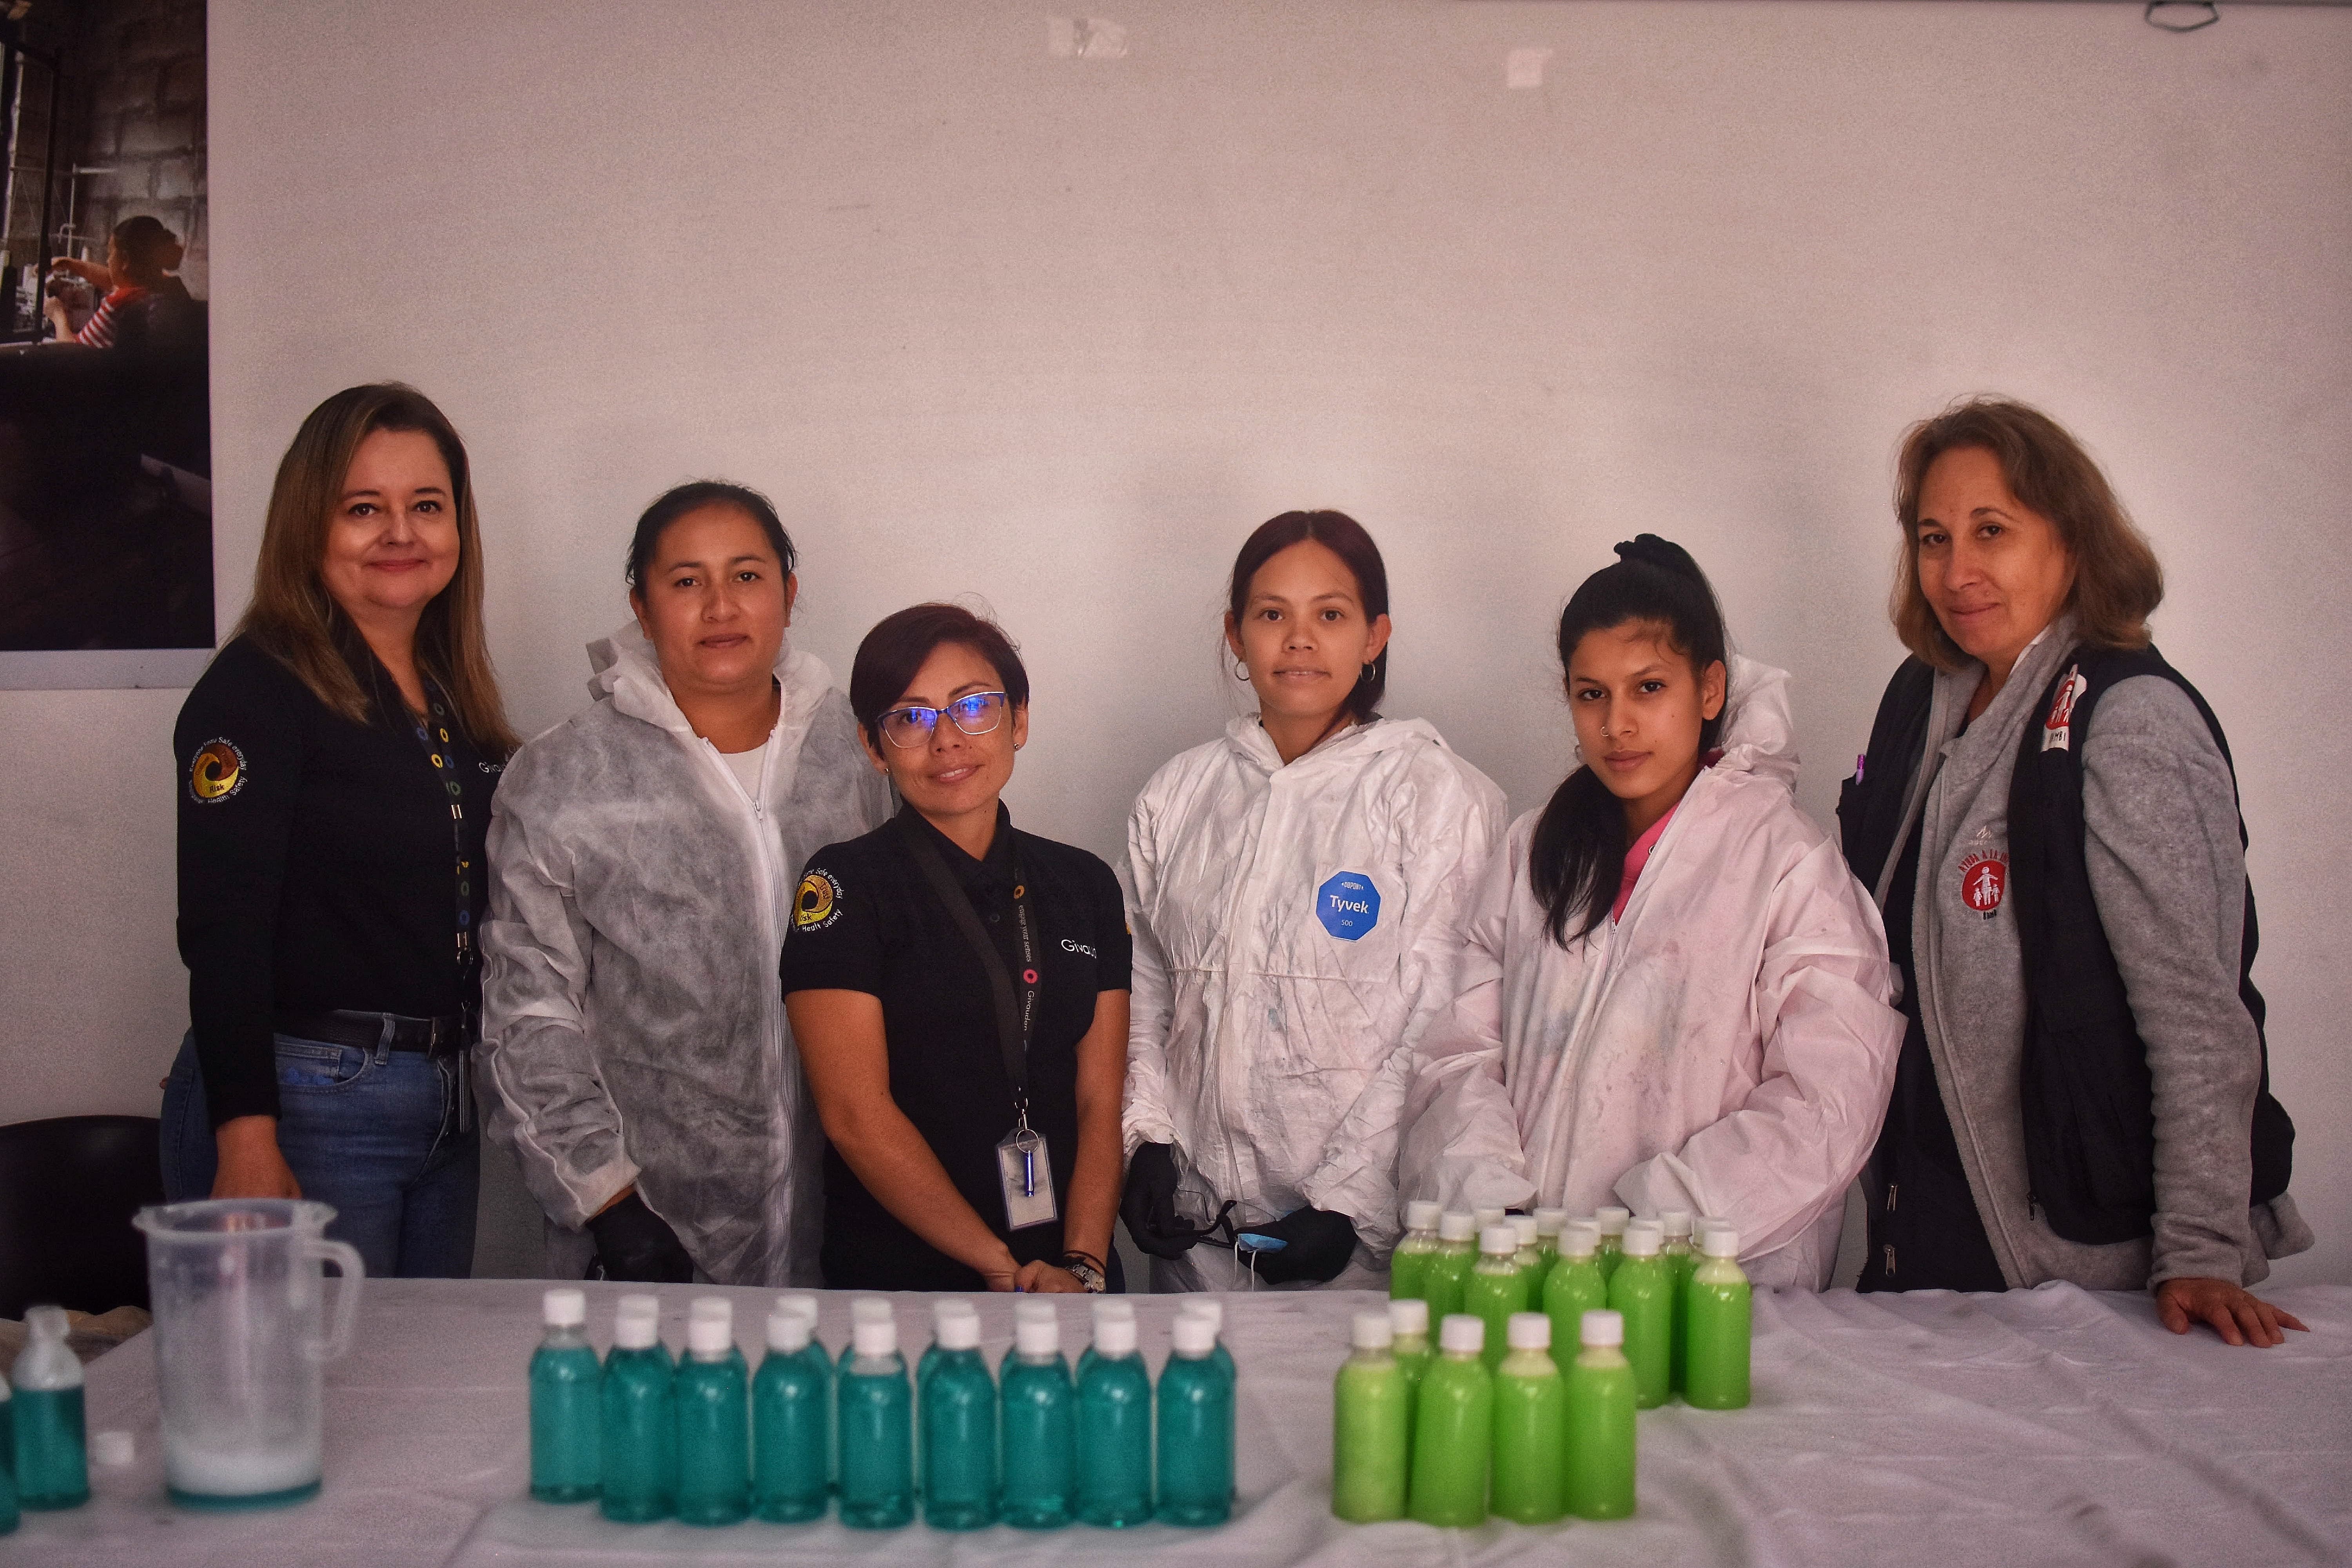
1240, 1207, 1358, 1286
1120, 1143, 1200, 1259
584, 1191, 695, 1283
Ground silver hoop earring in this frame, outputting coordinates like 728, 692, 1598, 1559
1234, 660, 1251, 682
1361, 662, 1376, 683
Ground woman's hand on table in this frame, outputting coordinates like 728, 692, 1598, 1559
2155, 1276, 2308, 1347
211, 1115, 303, 1199
1013, 1260, 1087, 1293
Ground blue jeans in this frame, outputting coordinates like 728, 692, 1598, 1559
161, 1031, 479, 1279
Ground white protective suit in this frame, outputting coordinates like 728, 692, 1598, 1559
1124, 715, 1508, 1290
1396, 658, 1904, 1289
478, 624, 890, 1287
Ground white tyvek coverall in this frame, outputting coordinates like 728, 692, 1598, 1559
1396, 659, 1903, 1289
478, 625, 890, 1287
1124, 715, 1508, 1290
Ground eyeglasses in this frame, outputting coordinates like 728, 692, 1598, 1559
877, 690, 1011, 748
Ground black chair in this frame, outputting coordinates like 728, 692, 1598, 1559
0, 1116, 166, 1319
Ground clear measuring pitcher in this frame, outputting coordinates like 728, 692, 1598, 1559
132, 1199, 363, 1508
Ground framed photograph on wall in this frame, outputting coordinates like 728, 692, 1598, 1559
0, 0, 212, 689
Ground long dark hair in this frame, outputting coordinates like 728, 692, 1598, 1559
1225, 510, 1390, 738
1528, 535, 1728, 946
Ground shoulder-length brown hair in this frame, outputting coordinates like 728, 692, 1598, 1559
1891, 397, 2165, 671
235, 383, 519, 756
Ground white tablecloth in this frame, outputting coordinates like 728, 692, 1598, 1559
5, 1279, 2347, 1567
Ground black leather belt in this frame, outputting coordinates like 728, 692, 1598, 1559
276, 1009, 470, 1057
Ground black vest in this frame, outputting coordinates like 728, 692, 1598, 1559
1841, 647, 2293, 1246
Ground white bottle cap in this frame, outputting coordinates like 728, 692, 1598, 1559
1388, 1296, 1430, 1336
935, 1312, 981, 1352
91, 1430, 135, 1467
1479, 1224, 1518, 1256
1014, 1298, 1058, 1327
1561, 1220, 1600, 1258
851, 1297, 894, 1328
1596, 1207, 1631, 1236
1510, 1214, 1538, 1248
617, 1292, 661, 1321
853, 1318, 898, 1358
1474, 1206, 1507, 1232
1438, 1313, 1485, 1355
1015, 1313, 1061, 1357
1622, 1221, 1664, 1258
776, 1292, 819, 1323
1180, 1298, 1223, 1334
766, 1308, 811, 1353
1171, 1315, 1216, 1357
1697, 1215, 1729, 1237
1581, 1309, 1624, 1348
1532, 1207, 1568, 1238
26, 1304, 68, 1341
934, 1296, 976, 1326
1661, 1209, 1694, 1239
1702, 1227, 1742, 1258
688, 1313, 735, 1357
1352, 1311, 1395, 1350
690, 1296, 732, 1327
1506, 1312, 1552, 1352
1094, 1315, 1138, 1356
542, 1288, 586, 1328
1438, 1210, 1477, 1242
1093, 1298, 1135, 1327
1405, 1199, 1443, 1232
614, 1307, 661, 1351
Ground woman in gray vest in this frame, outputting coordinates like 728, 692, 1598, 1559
1838, 397, 2310, 1345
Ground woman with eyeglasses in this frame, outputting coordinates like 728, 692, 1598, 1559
781, 603, 1132, 1292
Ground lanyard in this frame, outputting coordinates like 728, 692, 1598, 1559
893, 811, 1039, 1123
408, 686, 479, 1025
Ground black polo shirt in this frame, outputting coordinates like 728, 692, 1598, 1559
780, 805, 1131, 1290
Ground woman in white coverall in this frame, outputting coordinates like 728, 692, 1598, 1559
1122, 510, 1507, 1290
477, 482, 889, 1285
1397, 536, 1904, 1289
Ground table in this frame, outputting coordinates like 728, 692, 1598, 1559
6, 1279, 2347, 1567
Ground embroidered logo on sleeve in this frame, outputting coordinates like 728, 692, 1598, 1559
2041, 666, 2088, 753
794, 869, 844, 931
1957, 849, 2009, 918
189, 739, 247, 803
1316, 871, 1382, 940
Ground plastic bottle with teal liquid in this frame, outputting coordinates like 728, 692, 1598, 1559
920, 1308, 997, 1529
1075, 1310, 1152, 1527
1488, 1312, 1566, 1525
1531, 1207, 1568, 1294
1331, 1310, 1408, 1523
528, 1287, 600, 1504
1075, 1298, 1132, 1385
1609, 1221, 1673, 1409
599, 1296, 674, 1523
1659, 1210, 1696, 1393
1593, 1206, 1631, 1282
1463, 1224, 1528, 1371
1683, 1227, 1753, 1410
11, 1305, 87, 1512
751, 1306, 828, 1522
1422, 1211, 1478, 1322
1178, 1299, 1237, 1387
999, 1303, 1076, 1529
1564, 1309, 1636, 1521
1544, 1220, 1609, 1376
673, 1298, 751, 1525
837, 1308, 914, 1528
1388, 1200, 1442, 1303
1405, 1314, 1491, 1528
1156, 1313, 1232, 1526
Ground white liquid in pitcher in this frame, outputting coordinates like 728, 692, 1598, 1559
165, 1429, 321, 1496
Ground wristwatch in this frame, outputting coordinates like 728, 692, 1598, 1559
1060, 1253, 1107, 1293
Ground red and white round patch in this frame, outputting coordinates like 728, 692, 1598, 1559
1958, 849, 2009, 918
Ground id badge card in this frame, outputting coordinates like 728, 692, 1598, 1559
996, 1124, 1058, 1230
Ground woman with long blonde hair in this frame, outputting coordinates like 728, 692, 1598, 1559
162, 382, 518, 1279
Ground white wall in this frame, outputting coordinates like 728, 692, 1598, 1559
4, 0, 2344, 1283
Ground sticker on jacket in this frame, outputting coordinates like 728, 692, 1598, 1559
189, 738, 247, 803
2041, 666, 2088, 753
1957, 849, 2008, 919
1316, 872, 1381, 940
795, 869, 844, 931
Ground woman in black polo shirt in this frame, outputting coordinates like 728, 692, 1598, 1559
162, 383, 518, 1279
781, 603, 1129, 1292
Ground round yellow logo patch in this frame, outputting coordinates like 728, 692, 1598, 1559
189, 739, 246, 802
795, 869, 842, 931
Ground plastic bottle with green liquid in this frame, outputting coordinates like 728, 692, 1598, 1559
1659, 1210, 1696, 1393
673, 1298, 751, 1526
1508, 1215, 1544, 1297
1609, 1221, 1673, 1409
1564, 1309, 1636, 1521
1683, 1227, 1753, 1410
599, 1296, 674, 1523
1593, 1206, 1631, 1281
1405, 1314, 1491, 1528
999, 1302, 1076, 1529
1543, 1220, 1609, 1376
528, 1287, 600, 1504
1423, 1211, 1478, 1321
838, 1308, 915, 1528
1463, 1224, 1528, 1371
1330, 1310, 1409, 1523
1530, 1207, 1568, 1294
751, 1306, 828, 1523
1388, 1200, 1443, 1303
10, 1306, 85, 1511
1387, 1296, 1432, 1395
1488, 1312, 1566, 1525
1075, 1309, 1152, 1527
1156, 1313, 1232, 1526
